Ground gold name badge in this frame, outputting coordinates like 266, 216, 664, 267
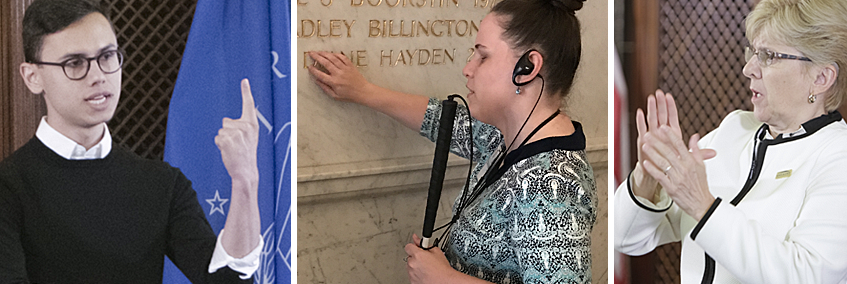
775, 170, 792, 179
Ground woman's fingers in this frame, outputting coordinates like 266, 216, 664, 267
665, 93, 682, 136
655, 90, 669, 127
330, 52, 352, 67
641, 159, 671, 186
405, 234, 422, 255
641, 133, 676, 173
700, 148, 717, 160
306, 50, 371, 103
309, 51, 353, 73
646, 95, 658, 130
689, 133, 706, 162
662, 126, 690, 163
313, 77, 337, 98
636, 108, 647, 138
308, 51, 341, 73
307, 66, 337, 95
321, 51, 348, 70
307, 64, 331, 83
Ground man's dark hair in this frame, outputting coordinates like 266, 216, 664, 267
22, 0, 111, 62
491, 0, 585, 100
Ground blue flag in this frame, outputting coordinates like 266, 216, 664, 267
163, 0, 291, 283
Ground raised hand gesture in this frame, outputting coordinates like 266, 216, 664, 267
215, 78, 259, 184
631, 90, 684, 201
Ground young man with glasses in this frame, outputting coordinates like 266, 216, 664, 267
1, 0, 262, 282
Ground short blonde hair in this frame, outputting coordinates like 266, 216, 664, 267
746, 0, 847, 112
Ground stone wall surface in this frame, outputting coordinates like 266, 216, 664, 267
297, 0, 609, 282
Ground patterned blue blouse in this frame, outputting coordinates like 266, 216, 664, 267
420, 98, 596, 284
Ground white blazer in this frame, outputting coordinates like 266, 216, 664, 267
615, 110, 847, 284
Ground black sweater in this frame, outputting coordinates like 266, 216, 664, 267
0, 137, 249, 283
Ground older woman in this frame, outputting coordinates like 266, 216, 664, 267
615, 0, 847, 283
308, 0, 596, 283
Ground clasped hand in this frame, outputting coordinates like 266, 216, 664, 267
635, 90, 716, 221
404, 234, 463, 284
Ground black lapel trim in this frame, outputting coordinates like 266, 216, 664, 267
484, 121, 586, 188
729, 126, 769, 205
730, 111, 841, 205
701, 254, 716, 284
769, 110, 842, 144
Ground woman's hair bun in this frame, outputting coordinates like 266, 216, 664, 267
551, 0, 584, 12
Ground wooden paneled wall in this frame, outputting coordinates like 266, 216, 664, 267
1, 0, 43, 160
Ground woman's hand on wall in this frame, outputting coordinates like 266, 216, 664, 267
305, 50, 430, 131
307, 51, 374, 104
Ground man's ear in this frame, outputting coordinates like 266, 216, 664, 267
20, 62, 44, 95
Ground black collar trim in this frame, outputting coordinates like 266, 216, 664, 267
489, 121, 586, 181
764, 110, 842, 145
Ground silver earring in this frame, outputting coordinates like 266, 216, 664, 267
516, 87, 521, 94
808, 91, 816, 104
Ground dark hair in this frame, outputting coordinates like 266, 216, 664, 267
22, 0, 111, 62
491, 0, 584, 99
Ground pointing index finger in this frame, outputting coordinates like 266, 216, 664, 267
240, 78, 257, 122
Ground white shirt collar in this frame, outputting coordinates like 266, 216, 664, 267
786, 126, 807, 137
35, 117, 113, 160
765, 125, 807, 139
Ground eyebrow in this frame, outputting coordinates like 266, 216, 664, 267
474, 44, 488, 53
57, 44, 118, 61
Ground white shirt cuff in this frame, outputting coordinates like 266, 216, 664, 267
208, 229, 264, 279
632, 188, 673, 211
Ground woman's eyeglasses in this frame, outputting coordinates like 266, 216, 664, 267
745, 46, 811, 67
29, 49, 124, 80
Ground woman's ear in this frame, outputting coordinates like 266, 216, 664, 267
20, 62, 44, 95
526, 50, 544, 80
812, 63, 838, 95
513, 50, 544, 86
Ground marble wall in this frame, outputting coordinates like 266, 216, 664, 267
297, 0, 608, 282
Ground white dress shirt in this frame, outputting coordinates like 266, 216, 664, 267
34, 117, 262, 279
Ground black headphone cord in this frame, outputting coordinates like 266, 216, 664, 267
433, 76, 552, 251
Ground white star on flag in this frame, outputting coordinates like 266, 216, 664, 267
205, 190, 229, 216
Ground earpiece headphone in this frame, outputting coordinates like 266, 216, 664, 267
512, 49, 537, 86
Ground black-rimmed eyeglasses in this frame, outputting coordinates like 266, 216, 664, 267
29, 49, 124, 80
745, 46, 811, 67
